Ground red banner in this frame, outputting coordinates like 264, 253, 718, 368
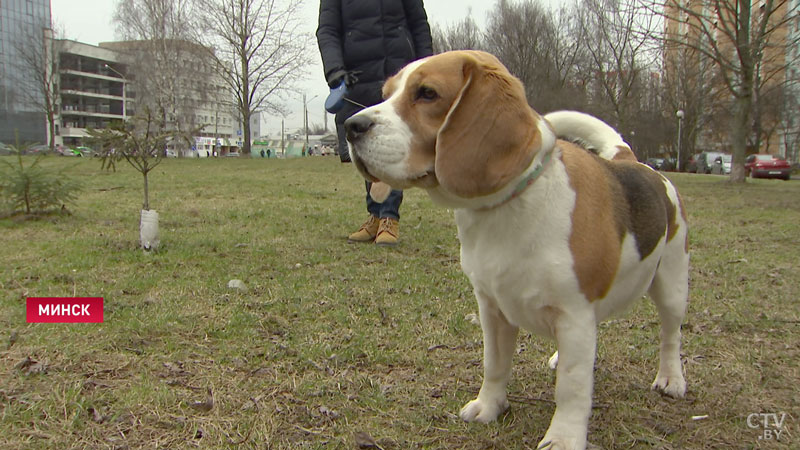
26, 297, 104, 323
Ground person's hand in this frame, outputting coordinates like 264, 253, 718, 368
327, 69, 347, 88
343, 70, 361, 87
327, 70, 362, 88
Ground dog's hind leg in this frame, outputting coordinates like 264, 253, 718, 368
648, 244, 689, 398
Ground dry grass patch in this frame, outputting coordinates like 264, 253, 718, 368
1, 157, 798, 449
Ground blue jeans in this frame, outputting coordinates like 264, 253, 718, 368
365, 181, 402, 220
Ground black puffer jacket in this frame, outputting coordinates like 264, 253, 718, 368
317, 0, 433, 122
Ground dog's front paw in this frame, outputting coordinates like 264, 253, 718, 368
537, 435, 584, 450
459, 397, 509, 423
548, 351, 559, 370
651, 371, 686, 398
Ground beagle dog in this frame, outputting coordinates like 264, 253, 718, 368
344, 50, 688, 450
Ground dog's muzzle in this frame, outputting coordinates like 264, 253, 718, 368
344, 114, 380, 182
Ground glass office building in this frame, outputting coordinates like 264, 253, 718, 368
0, 0, 52, 144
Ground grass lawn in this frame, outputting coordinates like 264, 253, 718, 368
1, 155, 798, 449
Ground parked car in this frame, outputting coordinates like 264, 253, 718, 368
0, 142, 11, 155
745, 154, 791, 180
165, 149, 178, 158
646, 158, 665, 170
226, 151, 240, 157
695, 151, 725, 174
685, 153, 701, 173
66, 146, 91, 156
26, 143, 51, 154
710, 154, 732, 175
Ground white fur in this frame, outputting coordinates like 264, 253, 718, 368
346, 58, 688, 450
347, 59, 428, 185
545, 110, 632, 160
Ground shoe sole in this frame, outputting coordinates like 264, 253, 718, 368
347, 238, 375, 244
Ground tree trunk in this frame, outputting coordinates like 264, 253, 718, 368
242, 112, 252, 154
48, 111, 56, 151
143, 170, 150, 211
730, 95, 750, 183
240, 36, 251, 155
729, 0, 753, 184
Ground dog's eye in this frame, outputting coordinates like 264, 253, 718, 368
416, 86, 438, 102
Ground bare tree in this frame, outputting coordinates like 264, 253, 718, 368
651, 0, 799, 182
482, 0, 592, 113
432, 15, 484, 53
483, 0, 563, 112
13, 26, 62, 151
662, 33, 721, 169
577, 0, 660, 133
549, 2, 594, 110
113, 0, 204, 152
198, 0, 311, 154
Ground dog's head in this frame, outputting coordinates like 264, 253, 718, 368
345, 50, 555, 208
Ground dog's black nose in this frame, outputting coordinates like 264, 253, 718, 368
344, 115, 374, 142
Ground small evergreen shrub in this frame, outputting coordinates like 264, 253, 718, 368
0, 144, 81, 217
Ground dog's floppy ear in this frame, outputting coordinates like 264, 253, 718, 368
369, 182, 392, 203
435, 51, 540, 198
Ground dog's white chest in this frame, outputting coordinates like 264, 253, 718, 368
455, 179, 585, 335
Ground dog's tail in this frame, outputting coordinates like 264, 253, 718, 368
544, 110, 636, 162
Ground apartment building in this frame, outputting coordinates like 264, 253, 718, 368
54, 38, 130, 147
782, 0, 800, 161
664, 0, 799, 160
100, 40, 238, 156
0, 0, 51, 144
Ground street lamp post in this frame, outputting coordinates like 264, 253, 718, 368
303, 93, 318, 155
676, 110, 684, 172
104, 64, 127, 121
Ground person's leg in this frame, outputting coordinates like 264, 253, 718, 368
341, 119, 380, 242
365, 181, 381, 217
377, 188, 403, 220
335, 121, 351, 163
375, 188, 402, 246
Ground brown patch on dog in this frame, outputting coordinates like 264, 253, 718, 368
561, 141, 624, 302
604, 162, 669, 260
564, 145, 680, 301
382, 70, 404, 100
674, 191, 689, 253
612, 145, 637, 161
665, 201, 678, 242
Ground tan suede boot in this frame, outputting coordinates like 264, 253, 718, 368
375, 218, 399, 247
348, 215, 380, 243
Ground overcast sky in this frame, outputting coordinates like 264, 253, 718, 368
50, 0, 557, 134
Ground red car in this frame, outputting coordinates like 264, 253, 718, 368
745, 154, 791, 180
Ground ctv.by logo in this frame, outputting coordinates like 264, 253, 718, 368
747, 412, 789, 441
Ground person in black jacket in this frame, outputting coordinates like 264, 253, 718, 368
317, 0, 433, 247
